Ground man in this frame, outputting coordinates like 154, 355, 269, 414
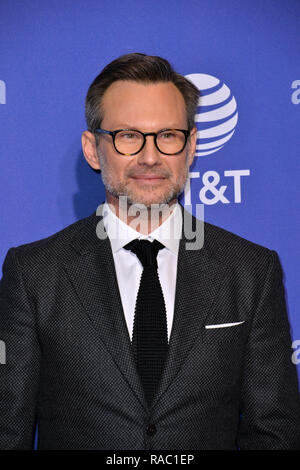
0, 53, 299, 450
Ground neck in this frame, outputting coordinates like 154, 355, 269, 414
105, 194, 177, 235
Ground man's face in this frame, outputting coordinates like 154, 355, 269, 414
83, 80, 197, 208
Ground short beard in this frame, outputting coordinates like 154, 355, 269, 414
97, 148, 190, 209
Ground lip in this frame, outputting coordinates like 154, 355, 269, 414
132, 175, 166, 179
131, 176, 166, 185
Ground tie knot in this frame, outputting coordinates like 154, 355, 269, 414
124, 239, 165, 268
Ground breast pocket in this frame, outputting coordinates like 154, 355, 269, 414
203, 320, 247, 345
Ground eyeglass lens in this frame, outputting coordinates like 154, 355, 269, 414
114, 130, 186, 155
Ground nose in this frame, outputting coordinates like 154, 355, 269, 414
136, 134, 162, 166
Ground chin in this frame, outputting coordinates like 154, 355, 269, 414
106, 181, 184, 209
126, 193, 180, 208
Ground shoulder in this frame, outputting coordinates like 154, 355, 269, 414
3, 211, 98, 270
180, 203, 278, 274
201, 218, 279, 276
204, 219, 272, 256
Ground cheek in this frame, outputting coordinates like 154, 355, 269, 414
102, 150, 127, 177
169, 159, 188, 177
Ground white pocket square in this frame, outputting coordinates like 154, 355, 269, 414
205, 321, 245, 329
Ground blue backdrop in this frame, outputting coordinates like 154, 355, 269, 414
0, 0, 299, 381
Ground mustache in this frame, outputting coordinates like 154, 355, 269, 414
127, 169, 171, 178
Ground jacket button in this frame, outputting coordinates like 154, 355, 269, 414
146, 423, 157, 436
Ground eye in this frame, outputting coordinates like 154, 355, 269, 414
119, 132, 137, 139
120, 132, 135, 139
159, 131, 176, 139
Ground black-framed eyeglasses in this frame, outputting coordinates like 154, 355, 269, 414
92, 128, 190, 156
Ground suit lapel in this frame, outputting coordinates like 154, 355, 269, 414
62, 212, 147, 410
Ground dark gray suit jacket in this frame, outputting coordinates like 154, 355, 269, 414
0, 204, 299, 449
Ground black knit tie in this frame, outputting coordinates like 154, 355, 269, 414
124, 239, 168, 406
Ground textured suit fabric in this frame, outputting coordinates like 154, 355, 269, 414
0, 204, 299, 450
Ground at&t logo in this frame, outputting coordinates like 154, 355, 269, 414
185, 73, 238, 156
184, 72, 249, 204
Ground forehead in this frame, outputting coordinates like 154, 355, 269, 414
100, 80, 187, 128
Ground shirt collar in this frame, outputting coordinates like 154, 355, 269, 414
102, 200, 182, 255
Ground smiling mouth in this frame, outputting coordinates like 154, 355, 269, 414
131, 175, 166, 180
131, 176, 166, 185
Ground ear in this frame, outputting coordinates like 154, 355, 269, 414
81, 131, 101, 170
187, 126, 197, 166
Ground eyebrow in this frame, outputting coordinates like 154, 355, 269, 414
108, 124, 186, 130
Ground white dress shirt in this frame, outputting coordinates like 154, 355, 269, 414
102, 201, 182, 342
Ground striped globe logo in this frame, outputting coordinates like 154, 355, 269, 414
185, 73, 238, 156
